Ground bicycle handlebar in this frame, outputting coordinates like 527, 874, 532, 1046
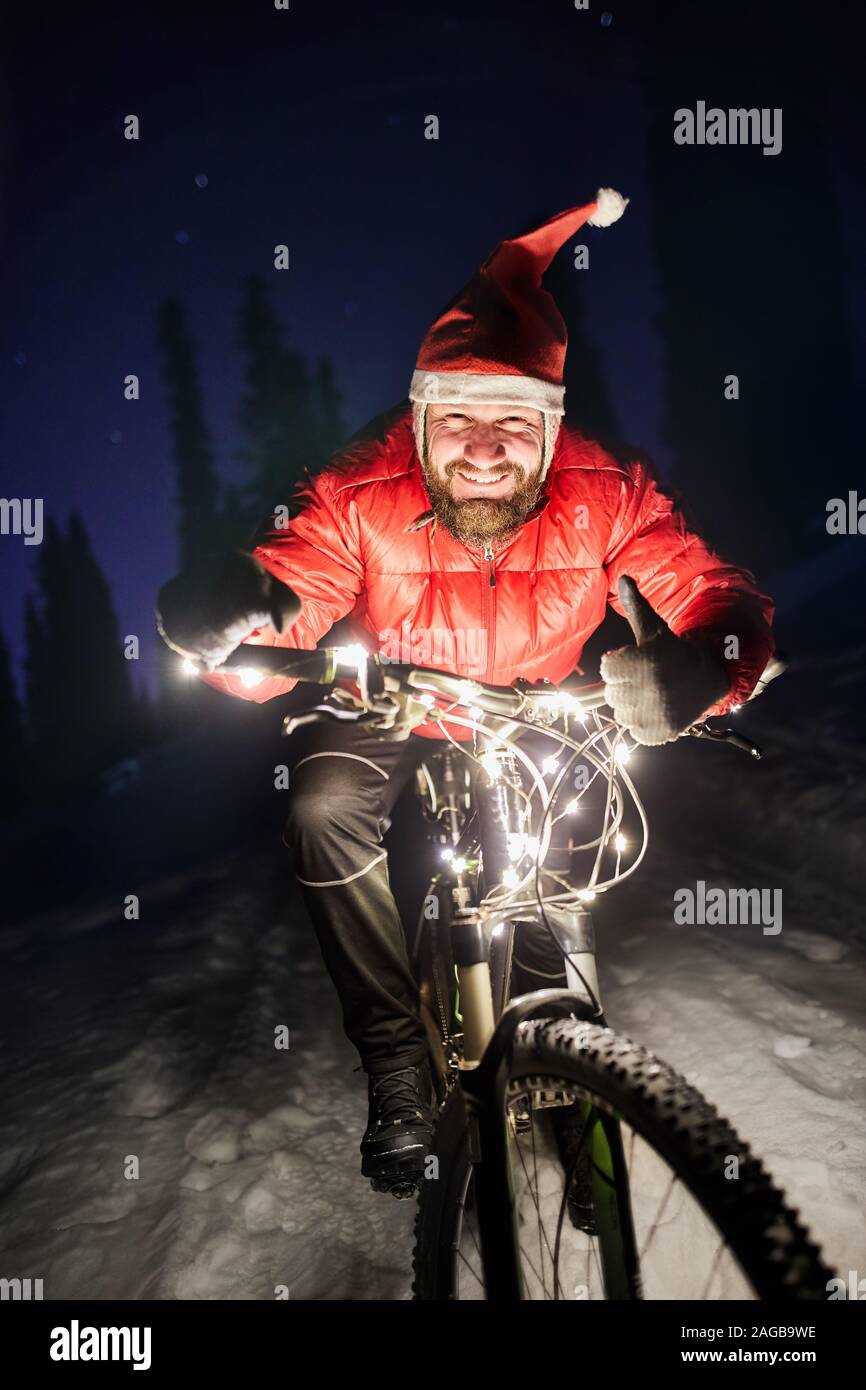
216, 642, 610, 718
205, 641, 782, 757
184, 642, 784, 923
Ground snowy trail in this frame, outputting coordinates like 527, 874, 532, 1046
599, 847, 866, 1284
0, 854, 414, 1300
1, 704, 864, 1299
593, 705, 866, 1284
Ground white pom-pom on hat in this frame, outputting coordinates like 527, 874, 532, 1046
587, 187, 629, 227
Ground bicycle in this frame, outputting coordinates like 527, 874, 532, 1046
210, 640, 834, 1302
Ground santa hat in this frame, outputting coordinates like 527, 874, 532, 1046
410, 188, 628, 474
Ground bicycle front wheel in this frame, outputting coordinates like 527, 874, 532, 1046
413, 1017, 832, 1300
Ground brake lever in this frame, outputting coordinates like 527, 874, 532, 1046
281, 686, 413, 737
688, 721, 763, 760
282, 703, 363, 735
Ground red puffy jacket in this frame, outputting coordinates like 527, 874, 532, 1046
203, 405, 774, 737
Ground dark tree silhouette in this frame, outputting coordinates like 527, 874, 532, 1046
151, 282, 346, 729
24, 514, 139, 797
24, 519, 65, 784
235, 274, 344, 527
65, 513, 139, 764
156, 296, 221, 569
0, 625, 27, 817
312, 356, 346, 465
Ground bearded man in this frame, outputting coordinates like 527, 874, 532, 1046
156, 189, 774, 1195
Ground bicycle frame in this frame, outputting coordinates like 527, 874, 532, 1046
414, 740, 642, 1300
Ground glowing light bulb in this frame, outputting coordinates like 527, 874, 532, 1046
451, 857, 467, 875
614, 833, 626, 852
731, 703, 742, 712
506, 833, 525, 862
502, 868, 520, 889
578, 888, 596, 902
566, 799, 580, 814
525, 836, 539, 860
418, 692, 436, 708
542, 756, 560, 775
614, 744, 631, 765
440, 847, 454, 862
481, 749, 503, 780
334, 644, 369, 666
180, 658, 197, 678
239, 667, 265, 689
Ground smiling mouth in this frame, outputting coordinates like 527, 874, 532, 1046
456, 469, 512, 486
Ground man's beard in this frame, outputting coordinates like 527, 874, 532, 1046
420, 458, 544, 546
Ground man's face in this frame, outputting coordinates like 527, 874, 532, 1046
420, 402, 547, 546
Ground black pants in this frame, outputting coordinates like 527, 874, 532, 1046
283, 722, 567, 1075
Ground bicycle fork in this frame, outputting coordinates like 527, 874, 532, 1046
452, 907, 640, 1300
455, 902, 603, 1066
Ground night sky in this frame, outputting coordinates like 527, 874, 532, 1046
2, 0, 864, 698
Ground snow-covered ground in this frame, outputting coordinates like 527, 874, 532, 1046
1, 648, 864, 1299
0, 848, 415, 1300
600, 840, 866, 1287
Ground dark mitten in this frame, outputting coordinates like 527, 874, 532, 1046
156, 551, 301, 670
600, 576, 730, 745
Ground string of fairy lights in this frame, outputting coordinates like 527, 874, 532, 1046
415, 684, 649, 917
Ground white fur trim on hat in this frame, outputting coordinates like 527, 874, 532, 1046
587, 187, 629, 228
409, 369, 565, 415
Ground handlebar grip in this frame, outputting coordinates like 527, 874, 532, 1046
217, 645, 335, 682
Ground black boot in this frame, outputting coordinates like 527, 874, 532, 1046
549, 1102, 597, 1236
360, 1059, 436, 1198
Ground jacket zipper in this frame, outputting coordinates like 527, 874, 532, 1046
481, 543, 496, 680
483, 542, 496, 588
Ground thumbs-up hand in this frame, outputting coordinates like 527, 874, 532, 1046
599, 576, 730, 745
